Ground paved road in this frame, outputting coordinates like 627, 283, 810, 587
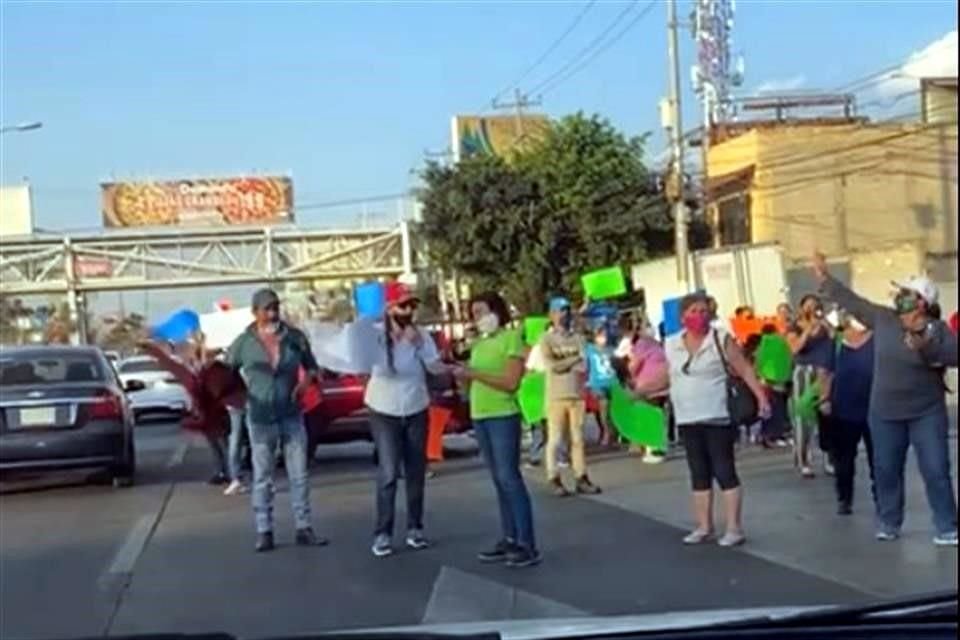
1, 417, 956, 640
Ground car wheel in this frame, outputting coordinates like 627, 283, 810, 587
112, 438, 136, 488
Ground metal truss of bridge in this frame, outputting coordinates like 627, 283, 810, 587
0, 222, 414, 297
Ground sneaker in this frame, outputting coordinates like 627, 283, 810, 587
223, 480, 247, 496
683, 529, 714, 545
557, 460, 570, 469
575, 475, 602, 495
824, 460, 836, 476
255, 531, 274, 553
837, 500, 853, 516
800, 466, 815, 479
505, 546, 542, 568
477, 539, 515, 563
549, 478, 571, 497
718, 531, 746, 547
875, 530, 900, 542
208, 472, 229, 486
642, 452, 665, 464
295, 527, 329, 547
405, 529, 431, 551
933, 531, 958, 547
371, 534, 393, 557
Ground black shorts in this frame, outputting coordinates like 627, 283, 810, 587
679, 423, 740, 491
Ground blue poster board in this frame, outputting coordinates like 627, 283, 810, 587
354, 282, 385, 319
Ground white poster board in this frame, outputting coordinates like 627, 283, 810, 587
200, 309, 252, 350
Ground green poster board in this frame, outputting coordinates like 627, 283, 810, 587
581, 266, 627, 300
609, 383, 667, 449
523, 316, 549, 346
517, 372, 545, 427
790, 381, 822, 426
755, 334, 793, 384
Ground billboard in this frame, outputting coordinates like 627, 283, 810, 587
101, 176, 293, 228
451, 115, 550, 161
0, 184, 34, 236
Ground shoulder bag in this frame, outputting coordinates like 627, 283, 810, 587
712, 330, 759, 427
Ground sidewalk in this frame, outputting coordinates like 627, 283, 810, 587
575, 428, 958, 599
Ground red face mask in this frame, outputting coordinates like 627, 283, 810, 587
683, 312, 710, 335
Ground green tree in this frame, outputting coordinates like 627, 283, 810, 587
416, 112, 684, 313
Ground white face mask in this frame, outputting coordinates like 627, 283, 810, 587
260, 322, 280, 335
476, 313, 500, 336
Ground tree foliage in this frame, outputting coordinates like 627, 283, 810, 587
416, 112, 685, 313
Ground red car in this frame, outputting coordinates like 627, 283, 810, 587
303, 371, 471, 459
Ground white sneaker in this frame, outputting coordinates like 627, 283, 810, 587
933, 532, 958, 547
405, 529, 431, 550
718, 531, 746, 547
642, 453, 665, 464
875, 530, 899, 542
223, 480, 247, 496
371, 534, 393, 557
682, 529, 714, 545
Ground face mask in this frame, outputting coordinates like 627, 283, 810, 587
475, 313, 499, 336
682, 313, 710, 335
895, 294, 919, 315
391, 313, 413, 328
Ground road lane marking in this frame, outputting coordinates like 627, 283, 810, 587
104, 515, 156, 576
165, 439, 189, 469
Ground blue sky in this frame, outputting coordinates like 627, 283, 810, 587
2, 0, 957, 232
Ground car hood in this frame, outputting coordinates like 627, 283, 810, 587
329, 605, 823, 639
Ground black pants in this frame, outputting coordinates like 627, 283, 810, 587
761, 390, 790, 440
830, 416, 876, 505
680, 423, 740, 491
369, 409, 428, 537
203, 430, 228, 477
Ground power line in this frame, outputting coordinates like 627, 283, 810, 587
527, 0, 641, 97
538, 0, 659, 98
492, 0, 598, 103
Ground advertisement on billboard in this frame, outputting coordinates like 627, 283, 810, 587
101, 176, 293, 228
0, 184, 34, 236
451, 115, 550, 161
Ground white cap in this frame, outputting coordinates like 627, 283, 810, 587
892, 276, 939, 305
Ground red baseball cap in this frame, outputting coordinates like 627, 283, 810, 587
385, 281, 419, 306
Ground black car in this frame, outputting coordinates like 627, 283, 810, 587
0, 345, 140, 487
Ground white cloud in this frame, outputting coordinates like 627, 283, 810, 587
875, 30, 957, 97
753, 74, 807, 94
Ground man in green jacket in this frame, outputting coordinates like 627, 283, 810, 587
226, 288, 327, 552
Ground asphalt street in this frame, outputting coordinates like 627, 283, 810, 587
0, 414, 956, 640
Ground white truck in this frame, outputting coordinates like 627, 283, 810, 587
630, 242, 789, 331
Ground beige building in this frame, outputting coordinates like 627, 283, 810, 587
705, 83, 958, 288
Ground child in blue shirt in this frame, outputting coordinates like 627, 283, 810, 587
585, 326, 616, 447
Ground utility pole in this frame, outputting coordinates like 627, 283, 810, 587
492, 89, 543, 142
666, 0, 690, 289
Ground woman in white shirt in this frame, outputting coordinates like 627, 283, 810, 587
665, 293, 770, 547
363, 282, 450, 558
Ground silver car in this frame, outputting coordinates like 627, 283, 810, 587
0, 346, 138, 486
116, 355, 193, 422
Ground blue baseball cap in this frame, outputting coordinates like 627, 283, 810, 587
548, 296, 571, 312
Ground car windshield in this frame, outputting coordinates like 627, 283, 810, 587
0, 353, 105, 384
117, 359, 164, 374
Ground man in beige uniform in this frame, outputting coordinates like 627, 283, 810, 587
540, 296, 601, 496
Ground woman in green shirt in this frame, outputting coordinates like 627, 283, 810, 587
453, 292, 541, 568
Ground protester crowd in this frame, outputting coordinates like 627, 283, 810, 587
145, 253, 958, 567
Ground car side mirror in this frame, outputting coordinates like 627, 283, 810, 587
124, 379, 146, 393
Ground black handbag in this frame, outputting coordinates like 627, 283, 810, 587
711, 330, 758, 427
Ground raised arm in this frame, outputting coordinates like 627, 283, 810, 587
812, 252, 885, 329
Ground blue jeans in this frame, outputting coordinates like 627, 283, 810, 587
369, 410, 428, 537
475, 415, 537, 550
227, 407, 247, 482
248, 413, 312, 534
870, 405, 958, 536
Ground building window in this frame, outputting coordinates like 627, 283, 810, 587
718, 193, 751, 246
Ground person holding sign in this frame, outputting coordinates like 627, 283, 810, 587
665, 293, 770, 548
363, 282, 453, 558
452, 292, 540, 568
540, 297, 601, 497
